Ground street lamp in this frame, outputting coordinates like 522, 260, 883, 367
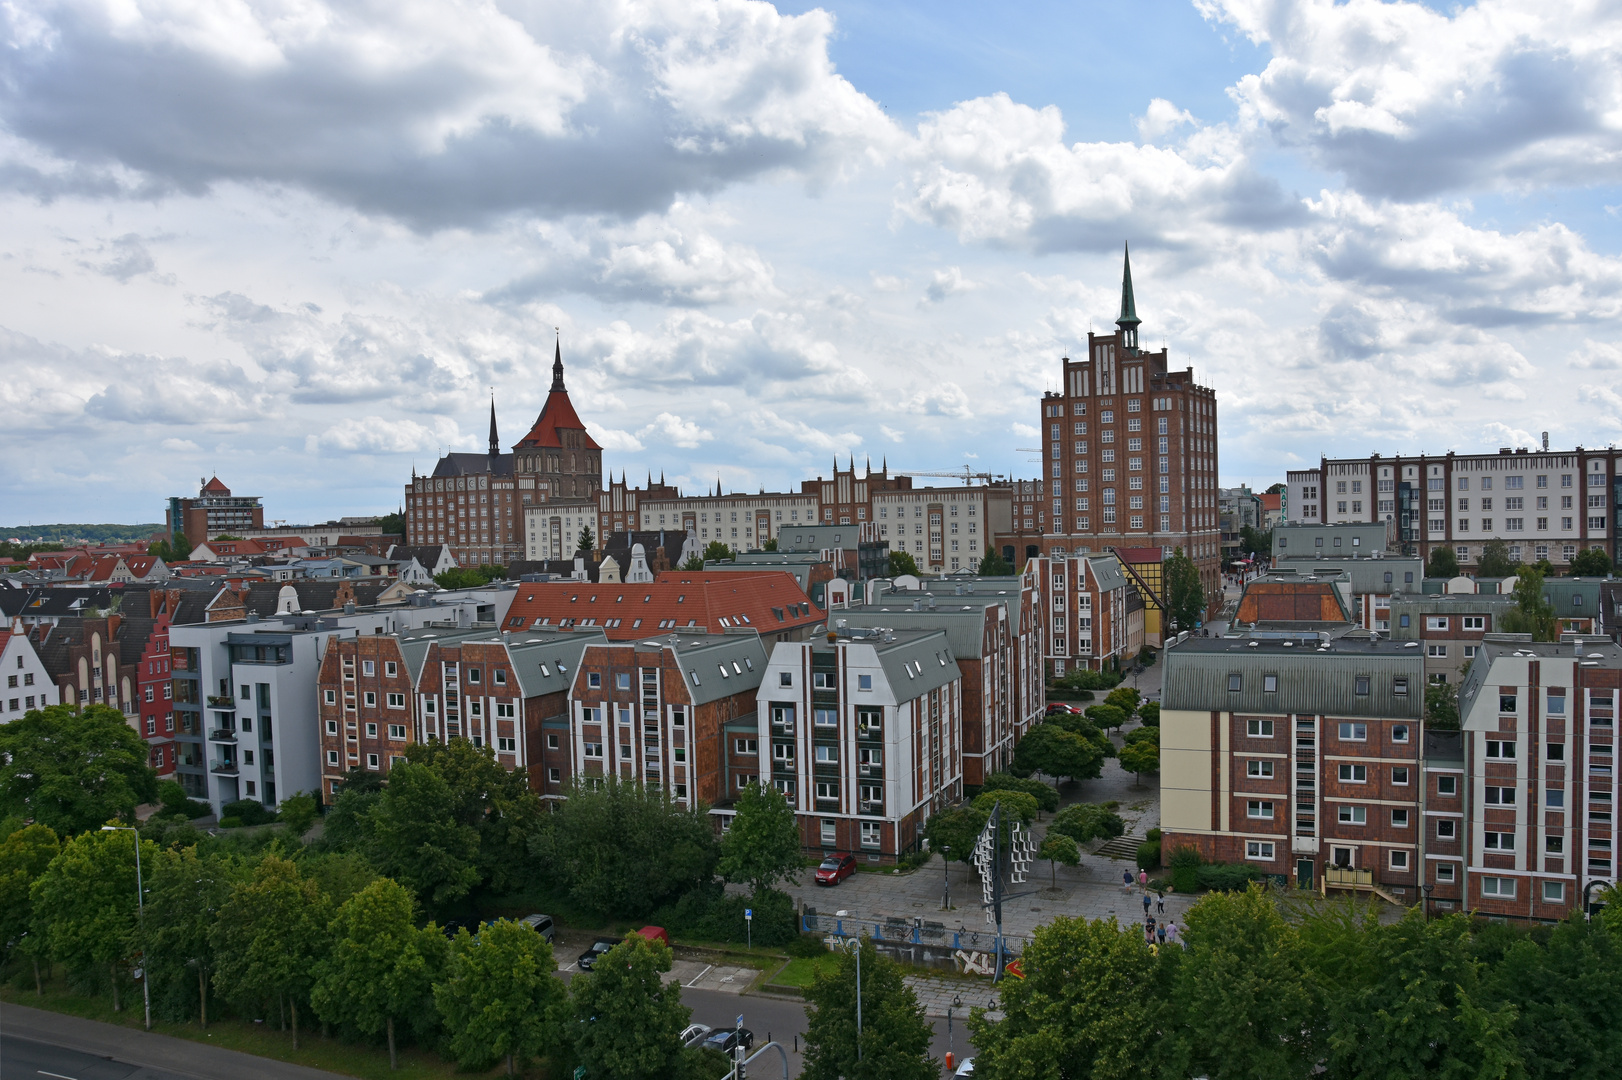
102, 825, 151, 1031
1422, 882, 1434, 923
941, 844, 951, 910
947, 994, 963, 1071
841, 937, 863, 1063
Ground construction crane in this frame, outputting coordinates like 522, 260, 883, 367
894, 467, 1007, 486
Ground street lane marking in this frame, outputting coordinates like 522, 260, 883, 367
684, 964, 713, 987
40, 1071, 80, 1080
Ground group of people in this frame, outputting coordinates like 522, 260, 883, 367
1124, 868, 1184, 950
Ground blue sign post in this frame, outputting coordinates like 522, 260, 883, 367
745, 907, 753, 951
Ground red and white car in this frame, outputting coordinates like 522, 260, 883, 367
814, 853, 857, 886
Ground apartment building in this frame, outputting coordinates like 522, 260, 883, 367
1023, 553, 1140, 674
1038, 247, 1222, 615
1265, 555, 1424, 631
871, 486, 1013, 575
1286, 446, 1621, 569
566, 632, 767, 809
1388, 591, 1511, 684
1000, 478, 1047, 566
1162, 637, 1426, 897
1455, 638, 1622, 919
635, 489, 822, 552
914, 574, 1045, 743
757, 627, 963, 860
165, 475, 264, 541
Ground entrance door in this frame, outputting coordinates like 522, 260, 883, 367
1296, 858, 1314, 890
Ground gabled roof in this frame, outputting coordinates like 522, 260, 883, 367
513, 342, 600, 451
201, 476, 232, 494
503, 571, 821, 639
430, 452, 513, 478
506, 630, 609, 698
659, 633, 770, 707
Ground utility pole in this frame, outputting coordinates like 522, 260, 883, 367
991, 801, 1004, 984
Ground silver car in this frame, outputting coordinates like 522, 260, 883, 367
680, 1023, 713, 1048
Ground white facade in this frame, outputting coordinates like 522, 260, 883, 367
871, 488, 989, 574
636, 493, 822, 552
1, 618, 60, 719
524, 501, 599, 560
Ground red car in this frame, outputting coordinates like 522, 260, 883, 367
1045, 703, 1079, 716
815, 853, 857, 885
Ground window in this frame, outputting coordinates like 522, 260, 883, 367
1438, 775, 1458, 796
1463, 616, 1485, 630
1486, 740, 1516, 759
813, 672, 836, 689
363, 691, 377, 707
387, 724, 406, 740
1246, 841, 1276, 860
1484, 832, 1515, 851
1337, 805, 1367, 825
1247, 760, 1275, 778
364, 722, 377, 738
1389, 849, 1410, 870
1547, 742, 1565, 761
814, 708, 838, 727
387, 692, 405, 709
326, 719, 338, 735
327, 750, 340, 766
1484, 786, 1516, 805
735, 738, 758, 756
860, 822, 881, 848
1339, 764, 1368, 783
385, 661, 397, 677
324, 689, 336, 705
1545, 788, 1565, 808
1247, 718, 1274, 737
1547, 690, 1566, 715
1391, 809, 1409, 828
588, 672, 601, 688
1436, 864, 1456, 883
1436, 819, 1456, 839
1338, 722, 1367, 741
1228, 673, 1243, 692
815, 745, 839, 763
779, 671, 792, 687
1263, 674, 1278, 693
1354, 676, 1370, 696
1391, 724, 1409, 743
1246, 800, 1274, 820
367, 753, 380, 770
821, 818, 837, 844
816, 782, 839, 802
546, 734, 559, 750
858, 674, 872, 691
1542, 881, 1565, 904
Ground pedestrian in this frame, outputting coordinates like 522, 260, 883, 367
1142, 892, 1152, 914
1122, 869, 1133, 893
1144, 922, 1156, 946
1165, 920, 1178, 945
1157, 924, 1167, 946
1138, 869, 1148, 890
1156, 889, 1165, 915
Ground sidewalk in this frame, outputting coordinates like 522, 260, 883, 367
0, 1003, 349, 1080
904, 973, 1002, 1020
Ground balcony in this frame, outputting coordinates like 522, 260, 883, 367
1324, 867, 1372, 890
210, 761, 239, 775
207, 695, 236, 709
209, 728, 238, 742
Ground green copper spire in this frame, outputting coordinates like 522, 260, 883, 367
1116, 242, 1141, 331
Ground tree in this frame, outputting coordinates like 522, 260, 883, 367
170, 532, 193, 561
366, 762, 481, 912
1487, 913, 1622, 1080
31, 828, 155, 1010
1037, 833, 1080, 889
1572, 546, 1614, 577
978, 546, 1013, 575
1117, 741, 1159, 787
402, 738, 541, 894
1085, 703, 1129, 735
1238, 525, 1271, 560
1503, 566, 1559, 642
1478, 538, 1516, 578
981, 773, 1059, 813
476, 563, 508, 581
1426, 546, 1461, 579
531, 779, 717, 919
436, 919, 566, 1075
971, 790, 1040, 833
433, 567, 491, 590
0, 824, 59, 992
1265, 482, 1286, 495
802, 938, 936, 1080
761, 537, 779, 552
679, 554, 705, 571
1164, 546, 1205, 631
1167, 885, 1316, 1080
577, 524, 595, 552
923, 806, 986, 865
277, 791, 319, 840
376, 511, 405, 537
313, 878, 449, 1070
1012, 722, 1105, 784
968, 916, 1165, 1080
0, 704, 158, 835
1104, 686, 1141, 717
143, 845, 244, 1025
1137, 701, 1160, 727
1050, 803, 1125, 844
702, 540, 733, 562
888, 549, 920, 577
569, 935, 691, 1080
1425, 679, 1461, 731
211, 856, 332, 1048
717, 781, 803, 896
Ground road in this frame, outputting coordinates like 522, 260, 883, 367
2, 1032, 204, 1080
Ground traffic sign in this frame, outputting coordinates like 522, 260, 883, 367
745, 908, 753, 920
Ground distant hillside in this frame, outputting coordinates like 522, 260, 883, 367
0, 523, 165, 545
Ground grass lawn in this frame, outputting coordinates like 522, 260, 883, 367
0, 978, 509, 1080
770, 956, 838, 989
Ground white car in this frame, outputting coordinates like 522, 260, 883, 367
954, 1057, 975, 1077
680, 1023, 713, 1048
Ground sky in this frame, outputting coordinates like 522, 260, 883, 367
4, 0, 1622, 526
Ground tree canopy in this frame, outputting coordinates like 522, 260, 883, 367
888, 550, 920, 577
1425, 679, 1461, 730
802, 938, 936, 1080
577, 524, 595, 552
1426, 546, 1461, 579
1502, 566, 1558, 642
0, 704, 158, 835
978, 546, 1013, 575
437, 919, 566, 1075
1572, 546, 1613, 576
1477, 538, 1516, 578
568, 935, 691, 1080
1164, 546, 1205, 631
211, 855, 332, 1048
702, 540, 733, 562
716, 781, 803, 896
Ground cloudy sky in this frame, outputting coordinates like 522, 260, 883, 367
4, 0, 1622, 526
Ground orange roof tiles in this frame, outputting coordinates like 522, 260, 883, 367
503, 570, 821, 639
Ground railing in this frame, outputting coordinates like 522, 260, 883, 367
208, 728, 237, 742
802, 908, 1026, 960
1324, 867, 1373, 890
210, 761, 239, 775
207, 695, 236, 708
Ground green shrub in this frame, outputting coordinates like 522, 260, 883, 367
1136, 840, 1162, 871
786, 933, 829, 958
1197, 862, 1263, 892
1050, 803, 1126, 844
220, 798, 275, 826
1138, 702, 1160, 727
1168, 845, 1201, 893
897, 847, 933, 871
981, 772, 1060, 813
650, 883, 799, 947
157, 779, 213, 819
1137, 648, 1156, 666
1146, 827, 1162, 842
217, 816, 244, 829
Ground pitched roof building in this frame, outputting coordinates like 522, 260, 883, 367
500, 572, 824, 642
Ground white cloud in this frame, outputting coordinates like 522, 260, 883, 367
1136, 98, 1196, 142
1010, 422, 1037, 438
880, 425, 905, 442
923, 265, 978, 303
306, 416, 465, 456
638, 411, 714, 448
159, 437, 200, 453
902, 383, 973, 419
595, 427, 647, 452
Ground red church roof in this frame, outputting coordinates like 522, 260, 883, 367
201, 476, 232, 494
513, 342, 601, 451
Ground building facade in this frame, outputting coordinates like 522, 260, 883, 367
1038, 247, 1222, 615
1286, 447, 1621, 569
166, 476, 264, 542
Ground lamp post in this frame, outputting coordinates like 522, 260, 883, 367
947, 993, 962, 1071
841, 937, 863, 1063
102, 825, 150, 1031
1422, 882, 1434, 923
941, 844, 951, 910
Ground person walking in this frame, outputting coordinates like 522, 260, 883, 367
1156, 924, 1167, 946
1122, 869, 1133, 893
1142, 892, 1152, 915
1156, 889, 1166, 915
1138, 869, 1149, 890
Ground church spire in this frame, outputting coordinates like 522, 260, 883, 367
551, 336, 566, 392
488, 395, 500, 456
1116, 242, 1141, 352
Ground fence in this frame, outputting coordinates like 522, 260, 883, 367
801, 907, 1024, 977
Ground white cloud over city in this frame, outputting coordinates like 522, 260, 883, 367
1, 0, 1619, 524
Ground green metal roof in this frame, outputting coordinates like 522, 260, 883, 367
1163, 638, 1424, 719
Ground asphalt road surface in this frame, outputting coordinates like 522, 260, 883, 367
0, 1033, 196, 1080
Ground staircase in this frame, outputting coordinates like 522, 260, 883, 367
1093, 834, 1144, 860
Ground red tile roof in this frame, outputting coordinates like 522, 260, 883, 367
503, 571, 821, 639
1259, 492, 1282, 512
201, 476, 232, 494
514, 389, 601, 451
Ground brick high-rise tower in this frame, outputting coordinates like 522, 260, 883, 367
1038, 245, 1221, 634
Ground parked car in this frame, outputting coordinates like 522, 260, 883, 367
702, 1028, 755, 1055
680, 1024, 713, 1048
815, 853, 857, 886
954, 1057, 975, 1077
1045, 703, 1078, 716
519, 914, 555, 943
636, 925, 669, 946
575, 938, 620, 971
